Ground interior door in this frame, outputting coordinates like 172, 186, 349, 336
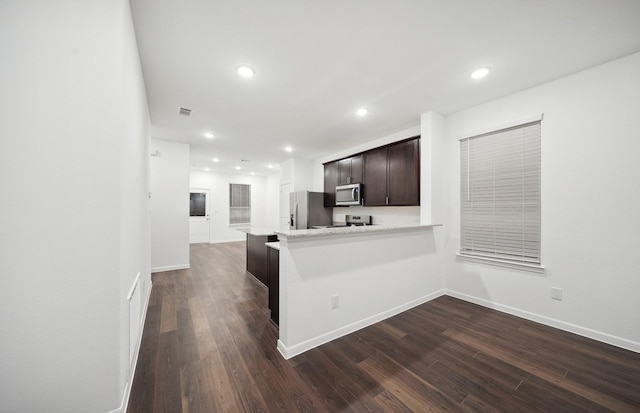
280, 183, 291, 230
189, 189, 210, 243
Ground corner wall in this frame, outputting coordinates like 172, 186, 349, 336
0, 0, 151, 411
440, 52, 640, 351
150, 139, 190, 272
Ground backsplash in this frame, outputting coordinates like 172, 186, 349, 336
332, 206, 420, 225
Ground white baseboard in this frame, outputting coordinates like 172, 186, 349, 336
445, 289, 640, 354
277, 289, 446, 359
151, 263, 190, 273
109, 280, 154, 413
209, 238, 245, 244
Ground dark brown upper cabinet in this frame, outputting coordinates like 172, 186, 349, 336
323, 160, 339, 207
324, 136, 420, 207
361, 147, 388, 206
363, 137, 420, 206
324, 154, 362, 206
338, 154, 363, 185
387, 138, 420, 205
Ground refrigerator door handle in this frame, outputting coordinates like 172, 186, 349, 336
290, 200, 298, 229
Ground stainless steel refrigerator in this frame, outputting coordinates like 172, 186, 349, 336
289, 191, 332, 229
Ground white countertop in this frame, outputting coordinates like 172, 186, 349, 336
275, 223, 441, 239
265, 241, 280, 250
236, 227, 278, 236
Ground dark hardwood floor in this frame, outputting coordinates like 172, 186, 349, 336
128, 242, 640, 412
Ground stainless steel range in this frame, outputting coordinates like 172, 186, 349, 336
344, 214, 372, 226
310, 214, 373, 229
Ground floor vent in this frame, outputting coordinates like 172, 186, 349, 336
178, 107, 192, 117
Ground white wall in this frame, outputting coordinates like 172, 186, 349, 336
119, 2, 152, 410
265, 173, 281, 229
278, 227, 444, 358
0, 0, 151, 411
420, 111, 446, 225
190, 170, 268, 242
150, 139, 190, 271
441, 52, 640, 351
280, 158, 314, 192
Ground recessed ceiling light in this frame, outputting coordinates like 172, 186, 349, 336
470, 66, 491, 79
356, 108, 369, 117
267, 164, 274, 169
284, 146, 293, 153
212, 158, 219, 162
204, 132, 214, 139
235, 166, 241, 170
204, 168, 210, 172
237, 65, 255, 78
250, 172, 255, 176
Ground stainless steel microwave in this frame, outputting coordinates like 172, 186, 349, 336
335, 183, 362, 206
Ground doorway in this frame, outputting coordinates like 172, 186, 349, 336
189, 189, 210, 243
280, 183, 291, 230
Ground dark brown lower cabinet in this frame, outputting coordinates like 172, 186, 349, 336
246, 233, 277, 287
267, 246, 279, 326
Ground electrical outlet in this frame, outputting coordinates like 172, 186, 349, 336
551, 287, 563, 301
331, 294, 340, 309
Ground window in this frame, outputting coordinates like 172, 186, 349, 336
460, 116, 541, 266
229, 183, 251, 225
189, 192, 206, 217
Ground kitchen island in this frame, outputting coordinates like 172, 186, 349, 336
236, 227, 278, 287
274, 223, 442, 359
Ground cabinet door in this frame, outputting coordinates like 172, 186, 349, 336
337, 155, 363, 185
323, 161, 339, 207
388, 138, 420, 206
350, 154, 363, 183
247, 234, 276, 286
338, 158, 351, 185
362, 147, 388, 206
267, 247, 279, 326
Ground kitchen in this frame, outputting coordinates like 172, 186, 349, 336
237, 134, 443, 358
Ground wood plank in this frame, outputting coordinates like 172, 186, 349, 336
153, 331, 183, 413
443, 328, 640, 412
159, 289, 177, 333
358, 356, 460, 412
128, 242, 640, 413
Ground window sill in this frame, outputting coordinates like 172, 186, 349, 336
456, 253, 546, 274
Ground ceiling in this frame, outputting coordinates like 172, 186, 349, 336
130, 0, 640, 176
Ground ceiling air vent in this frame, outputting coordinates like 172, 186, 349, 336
178, 107, 192, 117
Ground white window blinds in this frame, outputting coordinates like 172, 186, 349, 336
460, 120, 541, 264
229, 184, 251, 225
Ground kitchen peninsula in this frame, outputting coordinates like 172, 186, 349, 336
274, 222, 442, 359
237, 227, 277, 287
